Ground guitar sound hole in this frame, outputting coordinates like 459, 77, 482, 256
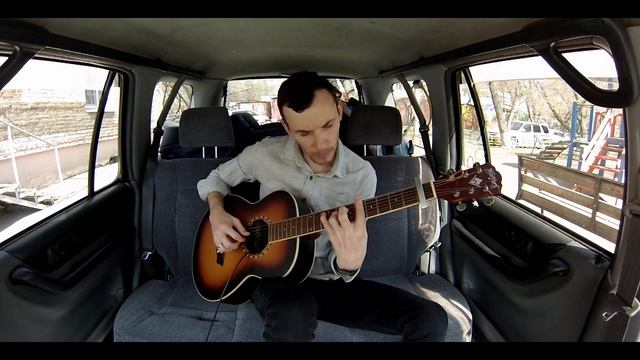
245, 219, 269, 254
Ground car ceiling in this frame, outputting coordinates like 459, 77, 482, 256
18, 18, 541, 79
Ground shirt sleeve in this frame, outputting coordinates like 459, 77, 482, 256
196, 144, 258, 201
359, 162, 377, 198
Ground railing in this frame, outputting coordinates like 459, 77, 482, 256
517, 155, 623, 244
581, 109, 614, 172
0, 116, 63, 197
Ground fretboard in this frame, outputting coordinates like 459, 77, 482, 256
268, 183, 435, 243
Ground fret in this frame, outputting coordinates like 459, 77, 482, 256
389, 192, 401, 210
423, 183, 433, 200
377, 196, 388, 214
364, 199, 376, 217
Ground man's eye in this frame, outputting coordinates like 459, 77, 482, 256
299, 132, 309, 137
323, 122, 333, 128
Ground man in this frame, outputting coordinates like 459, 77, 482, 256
197, 71, 447, 341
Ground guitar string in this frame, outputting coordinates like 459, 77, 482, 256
242, 186, 497, 234
238, 188, 498, 241
228, 167, 498, 236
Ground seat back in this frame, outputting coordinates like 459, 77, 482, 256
344, 105, 439, 278
153, 107, 240, 277
159, 107, 235, 159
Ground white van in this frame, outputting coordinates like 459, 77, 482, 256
508, 120, 555, 148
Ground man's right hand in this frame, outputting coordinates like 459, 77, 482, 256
207, 192, 249, 253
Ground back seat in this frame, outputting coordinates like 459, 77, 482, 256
113, 105, 472, 341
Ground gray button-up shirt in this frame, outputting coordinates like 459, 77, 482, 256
197, 135, 377, 282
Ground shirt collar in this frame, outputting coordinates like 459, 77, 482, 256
280, 136, 346, 178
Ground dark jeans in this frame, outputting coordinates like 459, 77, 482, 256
251, 277, 448, 342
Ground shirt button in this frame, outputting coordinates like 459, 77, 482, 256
309, 176, 313, 180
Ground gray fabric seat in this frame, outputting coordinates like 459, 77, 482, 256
114, 105, 472, 342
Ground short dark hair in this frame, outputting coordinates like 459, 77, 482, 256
277, 71, 341, 123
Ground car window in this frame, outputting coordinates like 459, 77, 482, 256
460, 49, 625, 253
0, 57, 122, 242
385, 82, 431, 157
225, 77, 359, 125
150, 80, 193, 136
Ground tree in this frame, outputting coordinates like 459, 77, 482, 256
487, 81, 524, 145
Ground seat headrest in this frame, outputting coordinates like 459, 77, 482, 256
179, 107, 235, 147
344, 105, 402, 146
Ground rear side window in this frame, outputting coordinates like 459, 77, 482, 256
385, 81, 432, 157
225, 77, 359, 125
0, 57, 122, 242
459, 49, 624, 253
150, 80, 193, 138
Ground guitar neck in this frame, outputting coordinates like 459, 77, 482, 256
267, 182, 435, 243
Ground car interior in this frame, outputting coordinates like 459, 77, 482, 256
0, 18, 639, 342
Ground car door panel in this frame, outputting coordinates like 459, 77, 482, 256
451, 198, 610, 341
0, 183, 134, 341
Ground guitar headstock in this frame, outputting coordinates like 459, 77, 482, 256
434, 163, 502, 204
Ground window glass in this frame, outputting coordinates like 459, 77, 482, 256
95, 76, 121, 192
387, 82, 426, 157
0, 58, 122, 242
461, 50, 624, 253
562, 49, 619, 91
225, 77, 358, 125
150, 81, 193, 137
226, 79, 285, 124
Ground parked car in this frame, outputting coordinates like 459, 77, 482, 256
0, 18, 638, 343
508, 120, 555, 148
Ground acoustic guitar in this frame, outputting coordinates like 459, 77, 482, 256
192, 162, 502, 303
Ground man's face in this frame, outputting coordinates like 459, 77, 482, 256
282, 89, 343, 173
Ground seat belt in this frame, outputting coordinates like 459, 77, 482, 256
599, 201, 640, 340
397, 76, 437, 175
398, 76, 441, 275
139, 78, 185, 281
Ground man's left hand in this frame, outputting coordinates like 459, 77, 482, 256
321, 195, 367, 271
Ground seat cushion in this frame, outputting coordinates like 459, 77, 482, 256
114, 274, 471, 342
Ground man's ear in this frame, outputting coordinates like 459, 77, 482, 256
337, 101, 344, 122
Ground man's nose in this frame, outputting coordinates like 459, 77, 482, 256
316, 132, 330, 148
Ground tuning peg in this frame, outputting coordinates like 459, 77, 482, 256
482, 197, 495, 207
455, 202, 467, 211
